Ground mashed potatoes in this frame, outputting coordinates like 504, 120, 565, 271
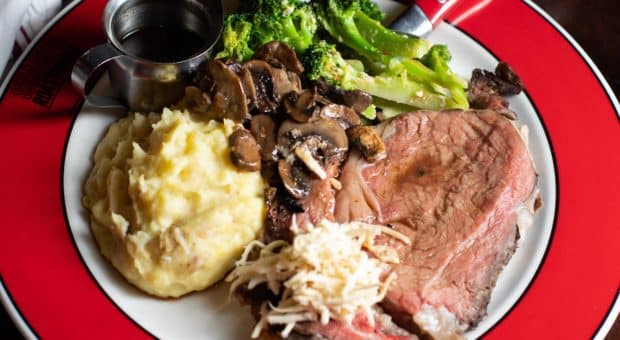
83, 108, 265, 297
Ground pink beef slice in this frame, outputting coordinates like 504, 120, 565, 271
293, 311, 418, 340
334, 110, 537, 335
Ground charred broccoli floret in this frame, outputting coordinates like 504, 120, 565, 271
217, 0, 317, 61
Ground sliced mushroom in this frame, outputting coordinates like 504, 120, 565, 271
206, 60, 248, 121
175, 86, 212, 115
346, 125, 386, 163
271, 67, 301, 101
250, 114, 277, 162
277, 119, 348, 198
278, 159, 312, 199
209, 92, 226, 119
341, 90, 373, 114
315, 94, 333, 106
314, 103, 360, 130
253, 41, 304, 75
283, 89, 318, 123
245, 59, 301, 106
226, 62, 257, 110
238, 68, 257, 110
316, 78, 372, 113
278, 119, 349, 168
198, 74, 216, 93
244, 60, 279, 114
229, 128, 262, 171
316, 78, 340, 101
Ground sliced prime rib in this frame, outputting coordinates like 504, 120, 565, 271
334, 109, 537, 337
292, 310, 417, 340
260, 109, 537, 338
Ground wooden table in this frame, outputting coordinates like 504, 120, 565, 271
537, 0, 620, 97
1, 0, 618, 338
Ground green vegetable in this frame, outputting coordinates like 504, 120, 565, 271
215, 14, 254, 61
342, 0, 386, 21
313, 0, 468, 110
303, 41, 460, 110
314, 0, 429, 60
215, 0, 469, 116
250, 0, 317, 52
420, 45, 469, 107
372, 97, 419, 119
216, 0, 317, 61
360, 104, 377, 120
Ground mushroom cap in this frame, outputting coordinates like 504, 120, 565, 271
314, 103, 361, 130
206, 60, 249, 122
244, 59, 279, 114
253, 41, 305, 75
341, 90, 373, 114
277, 119, 348, 165
226, 61, 257, 111
250, 114, 278, 162
275, 69, 301, 102
244, 59, 301, 105
283, 89, 318, 123
316, 78, 373, 113
278, 159, 312, 199
346, 125, 386, 163
175, 86, 212, 115
229, 128, 262, 171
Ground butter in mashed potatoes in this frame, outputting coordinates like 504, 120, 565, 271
83, 108, 265, 297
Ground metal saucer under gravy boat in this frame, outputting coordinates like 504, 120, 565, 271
72, 0, 223, 112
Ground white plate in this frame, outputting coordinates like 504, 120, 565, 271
61, 2, 556, 338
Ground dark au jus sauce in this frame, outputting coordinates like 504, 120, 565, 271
120, 26, 206, 63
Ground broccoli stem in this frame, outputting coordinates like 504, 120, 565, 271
446, 84, 469, 108
354, 11, 430, 59
319, 1, 391, 64
345, 71, 457, 110
303, 41, 465, 112
397, 59, 468, 108
372, 97, 416, 119
314, 3, 342, 41
293, 11, 315, 45
397, 59, 440, 84
280, 18, 306, 50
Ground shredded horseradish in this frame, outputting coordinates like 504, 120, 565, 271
226, 219, 411, 338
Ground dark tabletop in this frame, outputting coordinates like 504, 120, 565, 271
537, 0, 620, 97
1, 0, 618, 339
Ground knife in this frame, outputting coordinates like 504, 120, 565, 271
389, 0, 462, 37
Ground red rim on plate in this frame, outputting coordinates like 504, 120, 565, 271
0, 0, 618, 339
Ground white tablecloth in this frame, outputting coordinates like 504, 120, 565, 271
0, 0, 62, 79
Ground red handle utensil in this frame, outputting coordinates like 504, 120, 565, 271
415, 0, 462, 27
389, 0, 463, 36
